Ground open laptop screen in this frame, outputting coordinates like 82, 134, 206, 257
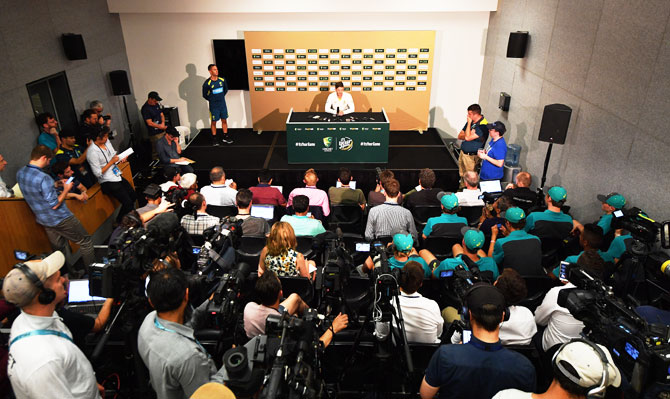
68, 279, 105, 303
479, 180, 503, 193
251, 204, 275, 220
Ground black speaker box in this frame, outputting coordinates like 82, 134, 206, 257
109, 70, 131, 96
507, 31, 528, 58
499, 92, 511, 112
538, 104, 572, 145
61, 34, 87, 60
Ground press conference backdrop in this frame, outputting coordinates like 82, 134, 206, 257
244, 31, 435, 132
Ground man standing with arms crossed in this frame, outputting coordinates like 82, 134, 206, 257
457, 104, 488, 188
203, 64, 232, 146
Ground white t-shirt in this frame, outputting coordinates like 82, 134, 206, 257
376, 292, 443, 343
534, 283, 584, 351
456, 188, 484, 206
87, 141, 121, 183
499, 305, 537, 346
160, 181, 177, 193
492, 388, 534, 399
325, 92, 355, 115
201, 184, 237, 206
8, 311, 101, 399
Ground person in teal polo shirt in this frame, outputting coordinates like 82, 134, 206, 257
595, 192, 626, 235
280, 194, 326, 237
489, 207, 543, 276
422, 193, 468, 239
433, 227, 499, 280
551, 223, 613, 277
357, 233, 437, 278
524, 186, 575, 239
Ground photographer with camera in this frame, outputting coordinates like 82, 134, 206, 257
489, 207, 544, 276
243, 270, 348, 347
3, 251, 104, 398
375, 261, 443, 343
357, 233, 436, 278
138, 267, 227, 399
420, 283, 535, 399
136, 183, 175, 224
434, 227, 499, 279
494, 339, 621, 399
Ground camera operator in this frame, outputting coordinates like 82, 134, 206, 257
493, 340, 621, 399
2, 251, 103, 398
138, 267, 226, 399
180, 192, 220, 236
136, 183, 175, 225
357, 233, 437, 278
489, 207, 543, 276
89, 100, 112, 128
375, 261, 443, 343
535, 251, 606, 352
420, 283, 535, 399
502, 171, 536, 213
243, 271, 348, 347
434, 227, 499, 279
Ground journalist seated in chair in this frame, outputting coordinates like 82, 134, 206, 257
200, 166, 237, 207
258, 222, 315, 279
374, 261, 443, 343
136, 183, 174, 225
250, 168, 286, 206
180, 192, 220, 236
403, 168, 442, 209
328, 167, 366, 210
455, 171, 484, 207
550, 223, 613, 278
450, 269, 536, 346
433, 227, 499, 280
365, 178, 417, 242
488, 207, 543, 277
421, 193, 468, 240
280, 194, 326, 237
156, 126, 193, 174
160, 165, 180, 193
502, 171, 536, 213
524, 186, 579, 239
228, 188, 270, 237
243, 270, 348, 346
478, 194, 511, 236
357, 233, 437, 278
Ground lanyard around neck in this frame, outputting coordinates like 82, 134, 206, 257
10, 329, 73, 347
154, 317, 210, 358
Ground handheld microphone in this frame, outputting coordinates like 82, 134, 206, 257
336, 106, 340, 115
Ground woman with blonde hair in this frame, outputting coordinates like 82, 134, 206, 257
258, 222, 313, 279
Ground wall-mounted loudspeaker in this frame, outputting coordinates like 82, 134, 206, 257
109, 70, 131, 96
506, 31, 528, 58
538, 104, 571, 145
61, 34, 87, 60
499, 92, 511, 112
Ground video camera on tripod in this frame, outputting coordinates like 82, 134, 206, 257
558, 265, 670, 396
203, 261, 252, 330
194, 217, 243, 277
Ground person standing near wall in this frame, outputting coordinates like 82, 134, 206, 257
202, 64, 232, 146
457, 104, 488, 188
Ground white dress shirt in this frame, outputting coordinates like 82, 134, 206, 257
325, 92, 355, 115
201, 183, 237, 206
456, 188, 484, 206
534, 283, 584, 351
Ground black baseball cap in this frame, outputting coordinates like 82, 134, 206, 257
466, 283, 506, 311
486, 121, 506, 135
166, 126, 180, 137
148, 91, 162, 101
143, 184, 162, 200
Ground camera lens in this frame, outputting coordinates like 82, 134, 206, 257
224, 347, 248, 378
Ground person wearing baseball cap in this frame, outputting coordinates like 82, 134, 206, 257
357, 232, 437, 278
141, 91, 167, 158
2, 251, 103, 398
596, 192, 626, 235
422, 193, 468, 240
524, 186, 576, 240
156, 125, 194, 174
421, 283, 536, 399
478, 121, 508, 181
488, 207, 544, 276
433, 227, 500, 280
493, 339, 621, 399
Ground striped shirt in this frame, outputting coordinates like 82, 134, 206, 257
365, 202, 417, 242
180, 213, 220, 236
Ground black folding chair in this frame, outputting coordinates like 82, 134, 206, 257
458, 206, 484, 226
422, 235, 462, 259
329, 204, 363, 233
411, 205, 442, 231
206, 205, 237, 218
236, 235, 267, 266
279, 275, 314, 304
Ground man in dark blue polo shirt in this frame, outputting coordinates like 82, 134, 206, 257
457, 104, 488, 188
422, 193, 468, 239
420, 283, 536, 399
525, 186, 575, 240
489, 207, 543, 276
156, 126, 193, 174
478, 121, 508, 181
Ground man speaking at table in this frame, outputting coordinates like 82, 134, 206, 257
325, 82, 355, 116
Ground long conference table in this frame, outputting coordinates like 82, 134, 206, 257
286, 109, 390, 163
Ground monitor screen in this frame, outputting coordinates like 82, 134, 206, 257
480, 180, 502, 193
68, 279, 105, 303
251, 204, 275, 220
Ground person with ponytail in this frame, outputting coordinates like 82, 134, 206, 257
179, 192, 219, 235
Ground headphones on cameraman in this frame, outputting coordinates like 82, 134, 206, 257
13, 263, 56, 305
552, 338, 610, 399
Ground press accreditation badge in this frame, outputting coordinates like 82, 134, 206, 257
112, 165, 121, 176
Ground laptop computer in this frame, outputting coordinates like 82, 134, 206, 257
479, 180, 503, 193
65, 279, 106, 314
271, 185, 283, 194
251, 204, 275, 220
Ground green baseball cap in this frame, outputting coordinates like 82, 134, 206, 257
438, 192, 459, 210
597, 192, 626, 209
393, 233, 414, 251
461, 227, 486, 250
502, 207, 526, 223
548, 186, 567, 202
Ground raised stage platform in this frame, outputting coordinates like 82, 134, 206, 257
180, 128, 459, 197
